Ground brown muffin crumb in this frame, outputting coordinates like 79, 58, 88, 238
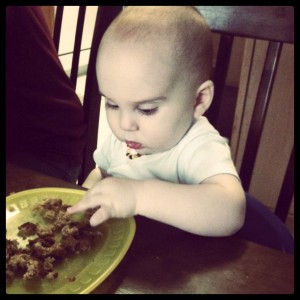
6, 198, 103, 284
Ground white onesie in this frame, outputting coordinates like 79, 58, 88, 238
94, 116, 239, 184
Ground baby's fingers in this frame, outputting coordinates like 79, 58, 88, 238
89, 207, 111, 227
67, 195, 99, 214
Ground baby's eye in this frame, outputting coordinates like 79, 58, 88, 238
105, 100, 119, 110
138, 107, 158, 116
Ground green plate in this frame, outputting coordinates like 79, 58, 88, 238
6, 188, 136, 294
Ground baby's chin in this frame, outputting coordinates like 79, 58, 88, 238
119, 136, 179, 156
137, 144, 175, 156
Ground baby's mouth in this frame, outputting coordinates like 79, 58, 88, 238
125, 141, 143, 150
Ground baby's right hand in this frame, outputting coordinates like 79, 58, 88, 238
67, 177, 140, 226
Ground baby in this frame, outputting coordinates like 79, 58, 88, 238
68, 6, 245, 236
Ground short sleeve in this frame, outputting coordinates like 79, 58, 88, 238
177, 136, 239, 184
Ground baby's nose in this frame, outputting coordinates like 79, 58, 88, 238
119, 112, 139, 131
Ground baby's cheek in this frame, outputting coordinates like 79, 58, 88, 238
149, 128, 180, 151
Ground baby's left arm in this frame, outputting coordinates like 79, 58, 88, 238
81, 167, 103, 189
68, 174, 245, 237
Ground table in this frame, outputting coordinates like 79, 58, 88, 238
6, 162, 294, 294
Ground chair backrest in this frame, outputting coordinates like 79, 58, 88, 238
53, 6, 294, 222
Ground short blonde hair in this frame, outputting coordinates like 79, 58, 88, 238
100, 6, 213, 87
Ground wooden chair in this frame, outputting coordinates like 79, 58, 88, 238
53, 6, 294, 252
196, 6, 294, 253
195, 6, 294, 223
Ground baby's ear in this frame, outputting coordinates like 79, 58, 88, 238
193, 80, 214, 118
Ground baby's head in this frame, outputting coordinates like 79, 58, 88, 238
98, 6, 212, 90
96, 6, 214, 155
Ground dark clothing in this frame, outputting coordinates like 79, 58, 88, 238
235, 193, 294, 254
6, 6, 86, 182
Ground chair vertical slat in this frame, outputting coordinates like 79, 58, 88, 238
206, 34, 233, 130
53, 6, 64, 52
239, 41, 282, 191
275, 146, 294, 222
78, 6, 123, 184
70, 6, 86, 88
